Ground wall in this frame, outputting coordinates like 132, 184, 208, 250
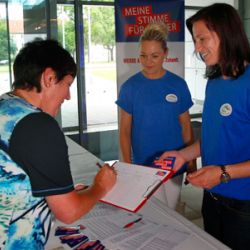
240, 0, 250, 41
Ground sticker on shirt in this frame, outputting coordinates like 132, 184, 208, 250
165, 94, 178, 103
220, 103, 232, 116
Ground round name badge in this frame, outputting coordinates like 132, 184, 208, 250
220, 103, 232, 116
165, 94, 178, 103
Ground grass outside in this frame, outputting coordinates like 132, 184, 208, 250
86, 62, 117, 82
0, 65, 9, 72
91, 68, 116, 81
0, 62, 117, 82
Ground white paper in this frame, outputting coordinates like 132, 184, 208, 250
105, 220, 190, 250
100, 162, 173, 212
47, 203, 194, 250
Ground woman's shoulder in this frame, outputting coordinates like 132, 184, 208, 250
125, 71, 143, 83
121, 72, 144, 90
236, 64, 250, 85
165, 71, 188, 89
166, 70, 185, 82
21, 112, 58, 128
244, 64, 250, 76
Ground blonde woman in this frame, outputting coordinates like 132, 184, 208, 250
116, 22, 195, 209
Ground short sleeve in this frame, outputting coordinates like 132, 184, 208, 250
246, 87, 250, 121
116, 80, 134, 114
179, 80, 193, 114
9, 112, 74, 197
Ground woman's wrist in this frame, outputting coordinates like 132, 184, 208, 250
179, 149, 190, 163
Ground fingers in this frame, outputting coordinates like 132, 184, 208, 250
186, 168, 218, 189
159, 152, 170, 160
187, 168, 203, 178
104, 164, 118, 180
94, 165, 117, 193
101, 164, 117, 175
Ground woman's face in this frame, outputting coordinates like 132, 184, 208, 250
139, 40, 167, 79
192, 20, 220, 66
41, 73, 74, 117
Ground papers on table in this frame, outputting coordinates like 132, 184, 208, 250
104, 222, 190, 250
100, 161, 174, 212
47, 203, 191, 250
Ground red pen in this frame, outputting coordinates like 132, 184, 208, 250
123, 217, 143, 229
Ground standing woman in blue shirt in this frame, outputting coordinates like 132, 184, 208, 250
160, 3, 250, 249
116, 22, 195, 209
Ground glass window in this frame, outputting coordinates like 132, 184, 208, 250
85, 0, 114, 2
57, 4, 79, 128
57, 3, 117, 130
8, 1, 47, 45
57, 2, 118, 161
83, 5, 117, 128
0, 3, 11, 95
1, 0, 47, 96
185, 0, 235, 7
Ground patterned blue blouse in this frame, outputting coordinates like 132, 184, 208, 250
0, 93, 51, 250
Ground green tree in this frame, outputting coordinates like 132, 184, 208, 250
0, 20, 17, 60
0, 21, 8, 59
57, 5, 115, 62
89, 6, 115, 62
57, 5, 75, 56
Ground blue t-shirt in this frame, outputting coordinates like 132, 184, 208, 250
116, 71, 193, 169
202, 65, 250, 200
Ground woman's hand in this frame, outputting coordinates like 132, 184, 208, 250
159, 150, 186, 173
187, 165, 221, 189
94, 164, 117, 194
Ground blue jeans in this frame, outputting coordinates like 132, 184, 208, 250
202, 191, 250, 250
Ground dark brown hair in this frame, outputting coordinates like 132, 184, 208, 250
13, 39, 76, 92
186, 3, 250, 79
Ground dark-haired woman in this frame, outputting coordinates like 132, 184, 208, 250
160, 4, 250, 249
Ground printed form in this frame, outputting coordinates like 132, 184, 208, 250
100, 161, 174, 212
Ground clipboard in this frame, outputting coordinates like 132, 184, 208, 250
99, 161, 175, 213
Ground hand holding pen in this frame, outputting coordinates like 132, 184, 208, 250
94, 162, 117, 194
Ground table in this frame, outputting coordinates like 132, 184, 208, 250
46, 137, 230, 250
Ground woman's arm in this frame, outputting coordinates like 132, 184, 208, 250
46, 164, 116, 224
179, 140, 201, 162
179, 111, 197, 173
179, 111, 193, 146
119, 109, 132, 163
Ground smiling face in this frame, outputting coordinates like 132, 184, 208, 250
192, 20, 220, 66
139, 40, 167, 79
46, 75, 74, 117
40, 68, 74, 117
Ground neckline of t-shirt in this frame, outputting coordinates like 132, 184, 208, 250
139, 70, 168, 81
8, 92, 40, 111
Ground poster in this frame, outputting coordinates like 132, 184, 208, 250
115, 0, 184, 90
